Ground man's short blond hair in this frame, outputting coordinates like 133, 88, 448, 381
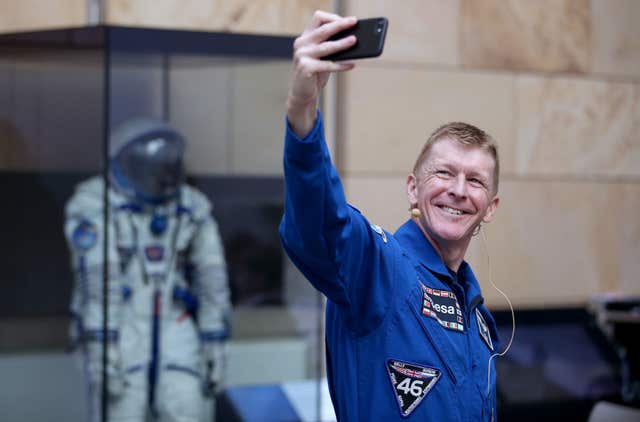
412, 122, 500, 193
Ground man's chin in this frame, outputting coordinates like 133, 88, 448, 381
433, 228, 472, 244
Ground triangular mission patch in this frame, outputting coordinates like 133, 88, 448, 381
386, 359, 441, 417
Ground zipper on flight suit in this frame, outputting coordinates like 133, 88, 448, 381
409, 302, 458, 384
468, 293, 495, 422
403, 251, 459, 384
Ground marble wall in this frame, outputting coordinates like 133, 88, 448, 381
0, 0, 331, 36
339, 0, 640, 308
105, 0, 330, 35
0, 0, 87, 33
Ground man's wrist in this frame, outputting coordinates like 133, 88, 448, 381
286, 95, 318, 138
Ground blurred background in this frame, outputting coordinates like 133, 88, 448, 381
0, 1, 638, 421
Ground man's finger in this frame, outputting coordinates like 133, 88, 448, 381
307, 16, 357, 44
305, 35, 357, 59
302, 60, 356, 77
309, 10, 343, 29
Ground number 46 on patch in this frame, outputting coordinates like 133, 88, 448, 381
386, 359, 441, 417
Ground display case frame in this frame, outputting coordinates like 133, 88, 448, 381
1, 25, 330, 422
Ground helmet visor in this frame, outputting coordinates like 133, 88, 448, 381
113, 133, 185, 203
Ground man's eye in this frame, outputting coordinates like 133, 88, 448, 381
469, 178, 484, 187
436, 170, 451, 177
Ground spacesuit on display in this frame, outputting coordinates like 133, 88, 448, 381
65, 118, 231, 422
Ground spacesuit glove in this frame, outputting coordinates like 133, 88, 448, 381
86, 342, 127, 397
202, 340, 228, 397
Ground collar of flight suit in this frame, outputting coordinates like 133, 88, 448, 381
394, 219, 483, 309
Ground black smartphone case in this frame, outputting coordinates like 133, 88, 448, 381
322, 17, 388, 61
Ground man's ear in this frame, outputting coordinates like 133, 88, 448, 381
482, 195, 500, 223
406, 173, 418, 205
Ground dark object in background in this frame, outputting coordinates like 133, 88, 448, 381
0, 172, 79, 319
588, 295, 640, 405
190, 176, 285, 308
225, 232, 284, 307
493, 308, 623, 421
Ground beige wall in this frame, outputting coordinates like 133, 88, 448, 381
104, 0, 329, 35
0, 0, 331, 35
0, 1, 87, 33
339, 0, 640, 308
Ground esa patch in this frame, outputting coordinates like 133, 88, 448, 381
370, 224, 387, 243
475, 308, 493, 351
72, 220, 97, 251
386, 359, 441, 417
144, 245, 165, 262
421, 284, 465, 332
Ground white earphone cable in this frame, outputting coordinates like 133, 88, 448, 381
480, 227, 516, 397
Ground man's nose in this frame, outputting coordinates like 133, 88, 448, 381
448, 174, 467, 198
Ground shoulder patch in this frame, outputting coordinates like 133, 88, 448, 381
386, 359, 441, 417
72, 220, 98, 251
475, 308, 494, 351
370, 224, 387, 243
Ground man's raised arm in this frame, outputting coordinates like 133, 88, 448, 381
286, 11, 356, 137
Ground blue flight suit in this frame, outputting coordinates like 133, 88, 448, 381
279, 111, 500, 421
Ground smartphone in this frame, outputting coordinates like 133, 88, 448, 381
322, 17, 388, 61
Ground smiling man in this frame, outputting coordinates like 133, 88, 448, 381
407, 123, 500, 271
279, 11, 502, 421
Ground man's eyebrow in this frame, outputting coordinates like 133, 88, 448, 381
427, 160, 451, 168
468, 171, 488, 180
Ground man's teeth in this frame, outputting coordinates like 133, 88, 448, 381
441, 206, 463, 215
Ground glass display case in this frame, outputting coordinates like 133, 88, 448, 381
0, 26, 330, 421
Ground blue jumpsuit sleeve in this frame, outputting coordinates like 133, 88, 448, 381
279, 111, 394, 334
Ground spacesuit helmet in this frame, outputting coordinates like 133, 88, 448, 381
109, 117, 186, 204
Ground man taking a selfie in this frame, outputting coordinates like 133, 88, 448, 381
280, 11, 502, 421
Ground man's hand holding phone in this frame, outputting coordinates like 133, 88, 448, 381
287, 11, 359, 137
287, 11, 388, 138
